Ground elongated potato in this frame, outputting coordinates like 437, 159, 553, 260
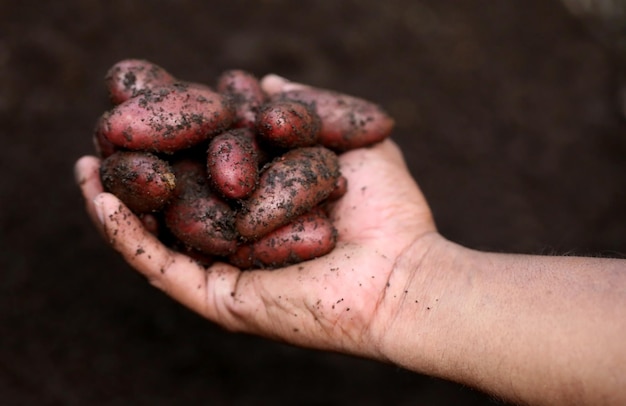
207, 129, 258, 200
100, 151, 176, 213
229, 209, 337, 269
105, 59, 177, 105
236, 146, 340, 240
99, 83, 235, 153
217, 70, 266, 129
262, 75, 394, 151
255, 100, 320, 148
164, 160, 238, 256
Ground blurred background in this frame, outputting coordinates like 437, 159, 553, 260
1, 0, 625, 404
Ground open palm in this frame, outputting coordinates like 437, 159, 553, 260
76, 139, 437, 360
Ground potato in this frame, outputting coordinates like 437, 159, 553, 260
100, 151, 176, 213
229, 209, 337, 269
263, 75, 394, 151
207, 129, 259, 200
216, 70, 266, 129
164, 160, 238, 256
236, 146, 340, 240
98, 83, 235, 153
105, 59, 176, 105
255, 100, 320, 149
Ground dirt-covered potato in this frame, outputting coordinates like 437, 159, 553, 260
164, 160, 238, 256
100, 151, 176, 213
216, 69, 266, 129
229, 209, 337, 269
98, 83, 235, 153
236, 146, 340, 240
207, 129, 259, 200
262, 75, 394, 151
105, 59, 177, 105
255, 100, 321, 149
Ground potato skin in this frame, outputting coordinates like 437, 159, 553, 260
274, 88, 394, 151
100, 151, 176, 213
255, 100, 320, 149
164, 160, 238, 256
207, 129, 259, 200
236, 146, 340, 240
99, 83, 235, 153
216, 70, 266, 129
105, 59, 176, 105
229, 209, 337, 269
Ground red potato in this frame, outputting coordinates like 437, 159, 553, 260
100, 151, 176, 213
164, 160, 238, 256
262, 75, 394, 151
216, 70, 267, 129
255, 100, 321, 149
236, 146, 340, 240
229, 209, 337, 269
207, 129, 259, 200
98, 83, 235, 153
105, 59, 177, 105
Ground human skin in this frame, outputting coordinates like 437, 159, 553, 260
76, 139, 626, 406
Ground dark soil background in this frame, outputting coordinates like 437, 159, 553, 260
1, 1, 625, 405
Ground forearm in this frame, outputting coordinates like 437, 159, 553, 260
378, 234, 626, 405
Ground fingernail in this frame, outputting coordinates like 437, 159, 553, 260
93, 197, 105, 225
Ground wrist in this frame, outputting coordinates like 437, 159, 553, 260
372, 232, 483, 376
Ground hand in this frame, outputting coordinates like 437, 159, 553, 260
75, 139, 439, 360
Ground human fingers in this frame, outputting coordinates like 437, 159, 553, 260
93, 193, 392, 357
75, 156, 105, 232
91, 192, 251, 330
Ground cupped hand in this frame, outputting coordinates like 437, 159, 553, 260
75, 139, 438, 360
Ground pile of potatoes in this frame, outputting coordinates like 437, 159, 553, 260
93, 59, 394, 268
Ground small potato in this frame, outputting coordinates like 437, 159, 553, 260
164, 160, 238, 256
229, 209, 337, 269
207, 129, 259, 200
99, 83, 235, 153
105, 59, 176, 105
217, 70, 267, 129
255, 100, 320, 149
236, 146, 340, 240
100, 151, 176, 213
263, 75, 394, 151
